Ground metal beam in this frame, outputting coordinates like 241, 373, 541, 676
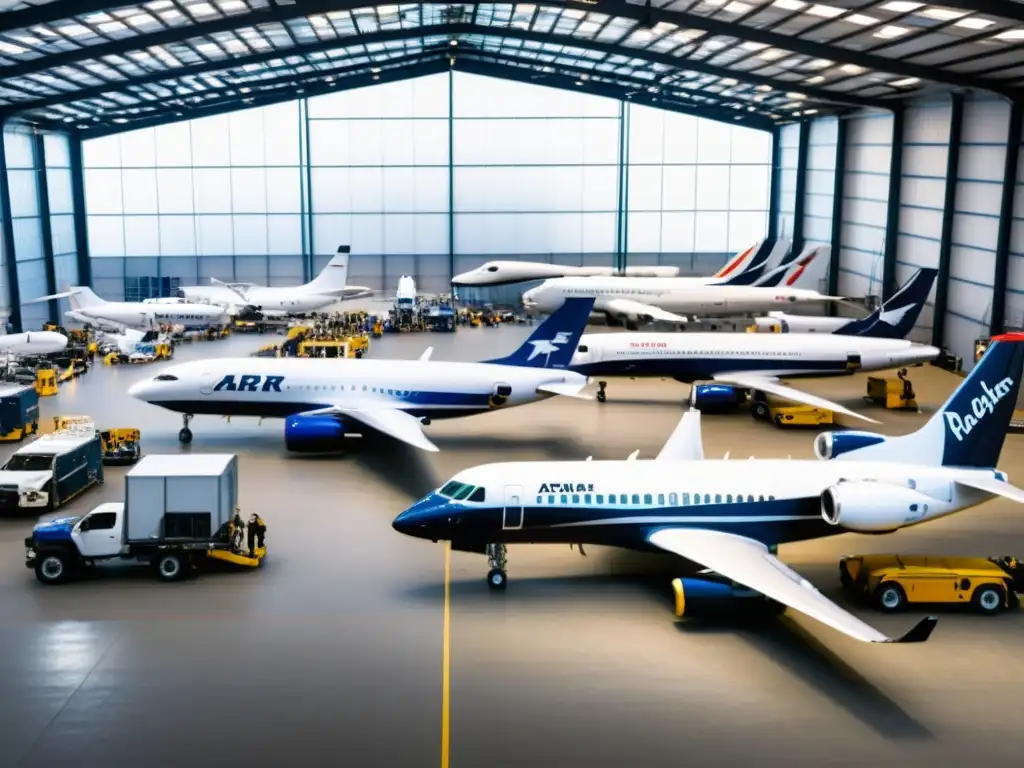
0, 0, 126, 34
68, 134, 91, 288
989, 101, 1023, 337
616, 100, 628, 272
32, 132, 58, 326
791, 120, 810, 258
827, 116, 847, 309
767, 125, 781, 243
1, 22, 891, 114
932, 92, 963, 349
0, 124, 22, 333
447, 67, 454, 285
0, 0, 1009, 98
909, 1, 1024, 24
881, 107, 905, 303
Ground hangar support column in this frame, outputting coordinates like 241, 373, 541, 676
68, 135, 91, 288
767, 126, 781, 243
33, 132, 58, 326
826, 116, 847, 309
989, 100, 1022, 338
0, 123, 21, 333
881, 106, 905, 302
790, 121, 810, 258
932, 92, 963, 349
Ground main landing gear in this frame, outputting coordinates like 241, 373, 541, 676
178, 413, 194, 445
486, 543, 507, 590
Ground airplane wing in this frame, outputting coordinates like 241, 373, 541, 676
301, 403, 438, 452
647, 528, 937, 644
209, 277, 253, 302
537, 381, 592, 399
419, 347, 434, 362
711, 372, 880, 424
597, 298, 688, 325
954, 474, 1024, 503
656, 409, 704, 461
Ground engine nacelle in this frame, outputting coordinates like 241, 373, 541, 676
813, 430, 887, 460
688, 383, 747, 411
284, 415, 347, 453
820, 482, 936, 533
672, 577, 766, 617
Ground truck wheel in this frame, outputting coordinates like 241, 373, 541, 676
35, 551, 71, 585
752, 402, 769, 421
874, 582, 907, 612
972, 584, 1005, 615
156, 553, 187, 582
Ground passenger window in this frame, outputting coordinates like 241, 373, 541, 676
758, 495, 764, 502
584, 494, 591, 504
536, 496, 542, 504
669, 493, 678, 505
960, 578, 971, 591
715, 494, 721, 504
572, 494, 580, 504
619, 494, 627, 504
548, 495, 555, 504
84, 512, 116, 531
596, 494, 604, 504
468, 487, 485, 502
726, 494, 733, 503
561, 494, 568, 504
631, 494, 640, 504
747, 495, 754, 503
657, 494, 665, 505
769, 495, 776, 501
643, 494, 652, 504
681, 493, 689, 505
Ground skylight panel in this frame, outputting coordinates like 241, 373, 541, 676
874, 25, 908, 38
723, 1, 752, 12
840, 63, 866, 74
846, 14, 878, 26
773, 0, 805, 9
805, 5, 843, 18
890, 77, 920, 86
919, 7, 966, 22
955, 17, 995, 30
879, 2, 922, 12
994, 29, 1024, 41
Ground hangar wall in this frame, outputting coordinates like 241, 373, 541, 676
80, 72, 773, 301
773, 123, 799, 245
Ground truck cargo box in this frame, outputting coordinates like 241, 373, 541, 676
125, 454, 238, 543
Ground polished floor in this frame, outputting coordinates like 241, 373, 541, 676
1, 325, 1022, 767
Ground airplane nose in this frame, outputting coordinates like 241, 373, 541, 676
392, 510, 418, 536
127, 380, 150, 399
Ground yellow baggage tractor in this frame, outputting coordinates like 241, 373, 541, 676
35, 368, 58, 397
865, 368, 918, 410
750, 390, 833, 428
101, 428, 142, 466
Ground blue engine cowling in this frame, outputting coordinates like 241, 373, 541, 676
671, 577, 766, 617
688, 383, 747, 411
284, 415, 347, 453
814, 431, 886, 460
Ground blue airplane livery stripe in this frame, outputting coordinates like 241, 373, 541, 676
569, 356, 856, 380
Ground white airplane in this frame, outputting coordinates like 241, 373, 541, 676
177, 246, 372, 317
99, 327, 163, 357
521, 246, 837, 327
128, 298, 596, 451
451, 239, 788, 287
393, 333, 1024, 645
0, 330, 68, 355
750, 267, 938, 337
29, 287, 228, 331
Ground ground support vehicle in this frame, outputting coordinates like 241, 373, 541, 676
0, 384, 39, 442
0, 425, 103, 512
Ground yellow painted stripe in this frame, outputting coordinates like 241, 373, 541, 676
441, 542, 451, 768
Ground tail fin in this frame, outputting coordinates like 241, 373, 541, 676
305, 246, 351, 295
68, 287, 103, 310
713, 241, 763, 279
752, 243, 813, 288
836, 335, 1024, 467
719, 239, 790, 286
487, 297, 594, 369
831, 267, 937, 339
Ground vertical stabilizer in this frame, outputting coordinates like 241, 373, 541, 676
67, 287, 104, 310
832, 267, 937, 339
487, 298, 595, 369
719, 239, 790, 286
305, 246, 351, 295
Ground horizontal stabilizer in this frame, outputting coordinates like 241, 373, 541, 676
711, 372, 880, 424
537, 381, 591, 399
656, 409, 704, 461
26, 289, 79, 304
894, 616, 938, 644
418, 347, 434, 362
954, 475, 1024, 503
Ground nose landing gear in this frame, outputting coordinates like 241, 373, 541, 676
178, 413, 194, 445
486, 543, 507, 590
596, 381, 607, 403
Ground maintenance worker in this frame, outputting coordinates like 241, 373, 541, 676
231, 512, 245, 551
247, 512, 266, 557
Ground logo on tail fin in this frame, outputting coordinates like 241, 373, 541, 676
944, 377, 1015, 442
528, 331, 572, 365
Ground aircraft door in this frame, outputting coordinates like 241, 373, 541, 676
490, 383, 511, 408
503, 485, 524, 530
199, 372, 217, 395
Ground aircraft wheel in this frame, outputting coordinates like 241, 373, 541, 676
178, 427, 193, 445
487, 568, 507, 590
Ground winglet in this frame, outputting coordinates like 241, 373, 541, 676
627, 450, 639, 461
891, 616, 938, 644
419, 347, 434, 362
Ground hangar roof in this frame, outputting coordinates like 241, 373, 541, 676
0, 0, 1020, 136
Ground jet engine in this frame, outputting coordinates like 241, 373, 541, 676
671, 577, 782, 617
813, 431, 886, 460
284, 415, 347, 453
688, 383, 747, 411
820, 481, 935, 533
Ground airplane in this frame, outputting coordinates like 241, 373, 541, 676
521, 245, 837, 327
750, 267, 938, 337
28, 286, 228, 331
451, 239, 790, 287
99, 327, 162, 357
0, 330, 68, 355
176, 246, 373, 317
569, 267, 941, 418
127, 298, 597, 451
392, 333, 1024, 645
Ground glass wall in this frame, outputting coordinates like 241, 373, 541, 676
5, 126, 50, 331
44, 133, 80, 320
627, 104, 773, 277
82, 101, 303, 300
83, 73, 774, 300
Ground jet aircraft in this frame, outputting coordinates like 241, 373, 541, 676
30, 286, 227, 331
128, 298, 597, 451
393, 333, 1024, 645
0, 330, 68, 355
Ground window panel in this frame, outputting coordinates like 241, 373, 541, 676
730, 126, 773, 165
196, 215, 234, 255
191, 115, 232, 166
697, 120, 732, 164
229, 168, 268, 214
154, 121, 192, 166
121, 169, 159, 214
4, 131, 34, 169
118, 128, 157, 168
267, 214, 301, 253
159, 216, 196, 257
412, 120, 448, 165
729, 166, 771, 211
312, 214, 352, 255
43, 133, 71, 167
582, 165, 618, 210
581, 213, 616, 253
661, 114, 699, 164
346, 120, 385, 166
12, 218, 44, 261
628, 106, 665, 164
346, 168, 385, 212
229, 109, 266, 166
53, 252, 78, 288
695, 212, 729, 251
662, 212, 696, 253
157, 169, 195, 214
263, 102, 300, 165
192, 169, 232, 214
626, 212, 663, 253
661, 166, 698, 210
695, 166, 730, 210
351, 214, 385, 253
88, 216, 125, 257
413, 167, 448, 213
7, 170, 39, 218
51, 214, 75, 256
311, 167, 350, 213
309, 120, 351, 165
233, 214, 269, 254
379, 120, 416, 165
627, 166, 662, 211
728, 212, 769, 252
46, 168, 73, 215
265, 168, 301, 213
412, 214, 448, 253
124, 215, 160, 256
84, 135, 121, 168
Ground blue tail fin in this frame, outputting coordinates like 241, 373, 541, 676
487, 297, 595, 369
719, 240, 786, 286
832, 267, 937, 339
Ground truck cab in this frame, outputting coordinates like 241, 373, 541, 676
25, 503, 125, 583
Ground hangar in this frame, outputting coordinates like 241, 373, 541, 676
0, 1, 1023, 766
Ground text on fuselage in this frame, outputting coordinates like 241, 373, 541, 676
538, 483, 594, 493
214, 374, 284, 392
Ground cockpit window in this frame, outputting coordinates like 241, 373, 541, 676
486, 266, 498, 272
155, 374, 178, 381
439, 481, 462, 497
438, 481, 484, 501
452, 484, 476, 500
468, 487, 485, 502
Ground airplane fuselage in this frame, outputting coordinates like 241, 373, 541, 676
570, 332, 939, 381
128, 358, 588, 421
392, 459, 997, 551
68, 302, 227, 330
0, 331, 68, 355
750, 312, 852, 333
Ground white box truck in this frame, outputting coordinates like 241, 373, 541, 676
24, 453, 263, 585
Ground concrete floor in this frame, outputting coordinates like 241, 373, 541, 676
1, 325, 1023, 767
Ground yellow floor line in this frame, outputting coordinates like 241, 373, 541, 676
441, 542, 451, 768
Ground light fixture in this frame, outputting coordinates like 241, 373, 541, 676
740, 41, 768, 51
785, 91, 807, 99
879, 1, 922, 11
919, 7, 966, 21
720, 77, 737, 85
804, 108, 817, 115
756, 84, 773, 91
757, 48, 787, 60
955, 17, 995, 30
994, 29, 1024, 41
309, 15, 329, 27
772, 0, 805, 10
723, 1, 752, 12
873, 25, 908, 38
805, 75, 825, 84
890, 77, 920, 86
575, 79, 583, 86
840, 63, 866, 74
805, 4, 844, 18
805, 58, 832, 69
846, 14, 878, 26
0, 42, 26, 54
449, 39, 457, 46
